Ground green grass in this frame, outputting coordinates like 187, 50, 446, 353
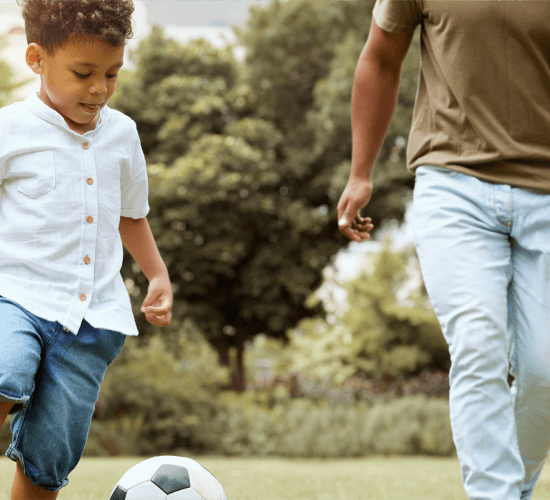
2, 455, 550, 499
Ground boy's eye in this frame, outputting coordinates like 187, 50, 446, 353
73, 71, 118, 80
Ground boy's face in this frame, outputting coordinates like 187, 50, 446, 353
27, 34, 124, 134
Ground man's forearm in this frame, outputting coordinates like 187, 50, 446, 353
350, 53, 402, 181
119, 216, 168, 282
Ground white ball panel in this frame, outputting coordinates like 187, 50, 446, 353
118, 457, 163, 489
166, 488, 204, 500
126, 481, 167, 500
189, 466, 222, 500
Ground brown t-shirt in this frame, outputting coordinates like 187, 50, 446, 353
373, 0, 550, 193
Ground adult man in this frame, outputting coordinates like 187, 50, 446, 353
338, 1, 550, 499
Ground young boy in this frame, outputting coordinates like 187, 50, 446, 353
0, 0, 173, 498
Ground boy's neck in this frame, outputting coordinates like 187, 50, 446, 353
36, 91, 101, 135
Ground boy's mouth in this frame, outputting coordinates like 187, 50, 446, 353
81, 103, 102, 113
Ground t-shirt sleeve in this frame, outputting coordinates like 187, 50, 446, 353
120, 127, 150, 219
373, 0, 423, 34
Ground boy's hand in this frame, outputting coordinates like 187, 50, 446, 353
337, 176, 375, 242
141, 276, 173, 327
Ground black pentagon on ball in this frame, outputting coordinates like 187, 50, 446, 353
152, 464, 191, 494
109, 485, 128, 500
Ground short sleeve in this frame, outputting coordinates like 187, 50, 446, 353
120, 128, 149, 219
373, 0, 423, 34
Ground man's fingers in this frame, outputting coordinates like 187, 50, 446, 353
338, 210, 351, 229
339, 207, 374, 242
340, 223, 362, 243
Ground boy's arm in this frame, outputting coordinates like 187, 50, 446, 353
119, 216, 172, 327
337, 18, 414, 242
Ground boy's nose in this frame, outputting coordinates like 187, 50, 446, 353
89, 81, 107, 94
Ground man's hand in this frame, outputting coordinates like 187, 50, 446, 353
337, 176, 375, 242
141, 276, 173, 327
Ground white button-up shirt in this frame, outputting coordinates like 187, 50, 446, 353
0, 93, 149, 335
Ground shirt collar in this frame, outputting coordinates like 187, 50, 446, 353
26, 92, 111, 135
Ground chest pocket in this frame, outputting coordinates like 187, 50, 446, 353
10, 151, 56, 199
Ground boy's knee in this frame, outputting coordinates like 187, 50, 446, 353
0, 400, 14, 415
0, 401, 14, 428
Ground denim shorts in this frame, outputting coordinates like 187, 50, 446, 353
0, 296, 125, 491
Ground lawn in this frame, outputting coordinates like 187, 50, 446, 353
2, 455, 550, 499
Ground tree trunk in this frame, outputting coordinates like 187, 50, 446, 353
216, 343, 230, 367
231, 342, 246, 393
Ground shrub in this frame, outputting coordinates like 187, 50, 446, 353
247, 369, 450, 406
274, 399, 370, 458
212, 393, 454, 458
92, 333, 229, 456
84, 331, 453, 458
362, 395, 454, 456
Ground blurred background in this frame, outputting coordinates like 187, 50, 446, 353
0, 0, 454, 460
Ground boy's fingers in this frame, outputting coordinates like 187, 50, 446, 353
146, 311, 172, 327
141, 296, 171, 311
144, 303, 171, 316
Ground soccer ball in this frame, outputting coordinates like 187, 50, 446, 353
108, 456, 228, 500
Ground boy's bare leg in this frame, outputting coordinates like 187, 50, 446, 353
12, 462, 59, 500
0, 401, 12, 429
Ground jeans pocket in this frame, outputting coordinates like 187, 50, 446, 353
10, 151, 56, 199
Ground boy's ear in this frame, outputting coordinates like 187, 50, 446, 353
26, 43, 45, 74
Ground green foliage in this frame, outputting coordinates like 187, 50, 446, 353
237, 0, 372, 134
93, 329, 229, 455
362, 395, 455, 456
210, 393, 453, 458
111, 24, 344, 375
0, 36, 31, 108
111, 26, 237, 165
288, 244, 450, 383
241, 0, 421, 226
87, 369, 454, 458
111, 1, 422, 389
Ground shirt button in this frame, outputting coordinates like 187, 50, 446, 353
63, 326, 70, 333
86, 216, 94, 224
82, 142, 90, 150
79, 293, 87, 301
86, 177, 94, 185
83, 256, 91, 265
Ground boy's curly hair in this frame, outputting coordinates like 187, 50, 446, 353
18, 0, 134, 54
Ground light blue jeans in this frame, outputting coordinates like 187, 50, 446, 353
411, 165, 550, 500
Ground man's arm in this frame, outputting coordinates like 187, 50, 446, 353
337, 18, 415, 242
119, 216, 172, 327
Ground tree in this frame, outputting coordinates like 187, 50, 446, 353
238, 0, 421, 228
113, 27, 338, 391
111, 0, 421, 391
0, 36, 31, 108
286, 243, 450, 384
